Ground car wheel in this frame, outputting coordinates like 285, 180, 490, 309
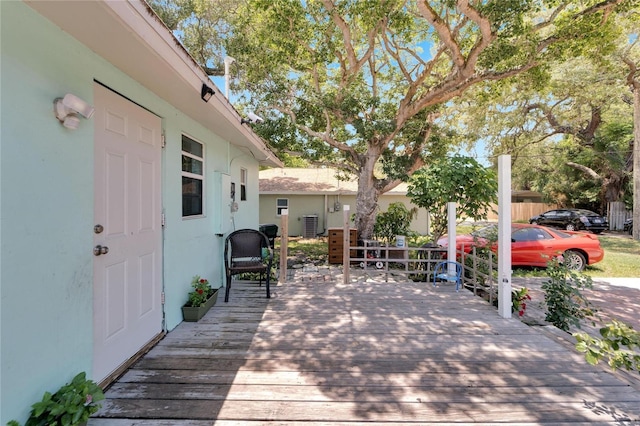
565, 223, 577, 231
563, 250, 586, 271
530, 220, 539, 225
593, 230, 603, 235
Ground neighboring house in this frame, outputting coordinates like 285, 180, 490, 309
0, 1, 281, 423
259, 168, 555, 237
259, 168, 430, 237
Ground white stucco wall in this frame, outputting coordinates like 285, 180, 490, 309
0, 3, 261, 423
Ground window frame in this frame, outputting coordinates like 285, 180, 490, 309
181, 134, 205, 218
276, 198, 289, 216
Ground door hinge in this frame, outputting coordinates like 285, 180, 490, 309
161, 291, 165, 305
161, 213, 166, 227
161, 133, 166, 148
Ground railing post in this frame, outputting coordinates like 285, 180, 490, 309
279, 209, 288, 284
488, 250, 494, 305
343, 205, 350, 284
472, 246, 478, 295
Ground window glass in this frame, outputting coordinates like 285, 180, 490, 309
240, 168, 247, 201
182, 156, 202, 175
182, 177, 203, 216
513, 228, 553, 242
181, 135, 204, 217
512, 229, 532, 242
277, 198, 289, 215
537, 228, 553, 239
182, 136, 203, 157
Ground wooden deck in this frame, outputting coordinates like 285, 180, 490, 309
91, 270, 640, 425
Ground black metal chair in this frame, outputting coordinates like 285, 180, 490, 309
224, 229, 273, 302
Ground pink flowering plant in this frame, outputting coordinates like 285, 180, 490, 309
512, 287, 531, 317
185, 275, 214, 307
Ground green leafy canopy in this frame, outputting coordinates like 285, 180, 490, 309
407, 156, 498, 240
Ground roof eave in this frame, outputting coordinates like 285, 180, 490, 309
25, 0, 282, 168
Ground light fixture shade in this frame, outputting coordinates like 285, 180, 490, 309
53, 93, 94, 129
62, 93, 95, 118
62, 115, 81, 130
201, 83, 215, 102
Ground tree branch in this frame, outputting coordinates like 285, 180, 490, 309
416, 1, 465, 69
566, 161, 602, 179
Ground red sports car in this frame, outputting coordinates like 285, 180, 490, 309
436, 223, 604, 271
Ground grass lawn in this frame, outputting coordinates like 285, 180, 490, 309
583, 234, 640, 278
277, 231, 640, 278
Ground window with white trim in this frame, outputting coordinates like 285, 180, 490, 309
240, 168, 247, 201
276, 198, 289, 216
181, 135, 204, 217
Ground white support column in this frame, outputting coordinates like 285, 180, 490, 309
447, 202, 456, 276
343, 205, 351, 284
498, 155, 512, 318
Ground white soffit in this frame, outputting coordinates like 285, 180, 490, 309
24, 0, 282, 167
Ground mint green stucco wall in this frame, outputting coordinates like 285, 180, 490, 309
0, 3, 260, 423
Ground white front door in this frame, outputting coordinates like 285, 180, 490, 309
93, 84, 163, 382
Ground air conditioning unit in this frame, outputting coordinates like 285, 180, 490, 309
302, 214, 318, 239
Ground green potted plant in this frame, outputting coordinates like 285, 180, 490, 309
9, 372, 104, 426
181, 275, 218, 322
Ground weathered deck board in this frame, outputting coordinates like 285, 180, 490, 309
90, 277, 640, 424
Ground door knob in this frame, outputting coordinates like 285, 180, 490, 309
94, 245, 109, 256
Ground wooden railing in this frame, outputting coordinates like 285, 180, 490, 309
346, 242, 497, 301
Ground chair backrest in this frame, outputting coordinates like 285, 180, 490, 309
436, 260, 462, 278
225, 229, 269, 264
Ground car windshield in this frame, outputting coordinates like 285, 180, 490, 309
471, 225, 497, 239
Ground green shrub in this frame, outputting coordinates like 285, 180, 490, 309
541, 257, 596, 332
575, 320, 640, 372
373, 202, 417, 245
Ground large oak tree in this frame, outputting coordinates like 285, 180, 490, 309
451, 10, 638, 238
151, 0, 634, 239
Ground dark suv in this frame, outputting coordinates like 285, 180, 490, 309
529, 209, 608, 234
624, 218, 633, 235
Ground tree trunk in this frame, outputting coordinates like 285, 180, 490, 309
633, 79, 639, 241
354, 153, 382, 241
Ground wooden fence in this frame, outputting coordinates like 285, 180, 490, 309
484, 202, 558, 222
608, 201, 631, 231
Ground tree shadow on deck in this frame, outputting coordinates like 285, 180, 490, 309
91, 274, 640, 424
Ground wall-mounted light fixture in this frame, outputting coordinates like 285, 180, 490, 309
54, 93, 95, 130
201, 83, 215, 102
